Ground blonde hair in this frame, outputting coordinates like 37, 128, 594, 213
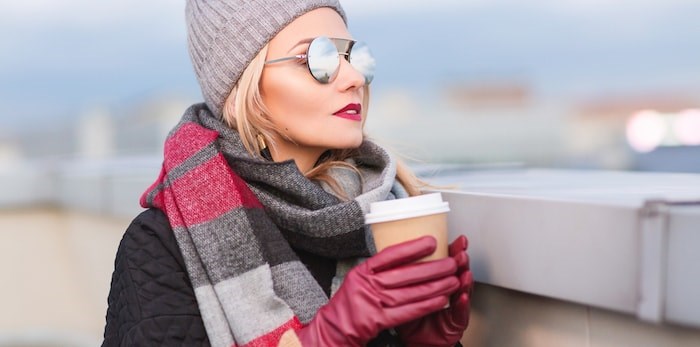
222, 44, 426, 198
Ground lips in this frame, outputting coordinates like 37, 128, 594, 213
333, 103, 362, 121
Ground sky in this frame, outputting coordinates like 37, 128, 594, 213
1, 0, 700, 131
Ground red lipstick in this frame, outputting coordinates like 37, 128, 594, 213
333, 103, 362, 121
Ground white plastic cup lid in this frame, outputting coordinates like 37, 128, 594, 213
365, 192, 450, 224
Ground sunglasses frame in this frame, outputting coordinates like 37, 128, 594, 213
264, 36, 373, 84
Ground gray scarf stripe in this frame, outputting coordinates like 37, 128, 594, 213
166, 144, 219, 183
144, 181, 164, 207
172, 225, 211, 288
271, 261, 328, 323
251, 189, 365, 237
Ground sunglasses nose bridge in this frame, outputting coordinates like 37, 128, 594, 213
308, 37, 373, 85
335, 57, 366, 88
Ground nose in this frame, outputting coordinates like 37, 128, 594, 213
334, 58, 365, 92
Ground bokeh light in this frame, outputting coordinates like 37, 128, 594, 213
673, 109, 700, 146
626, 110, 667, 153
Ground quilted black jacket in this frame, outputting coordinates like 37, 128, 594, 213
102, 209, 210, 346
102, 209, 461, 346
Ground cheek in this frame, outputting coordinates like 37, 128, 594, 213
261, 72, 320, 126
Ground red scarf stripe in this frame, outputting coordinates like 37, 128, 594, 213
139, 165, 166, 208
163, 153, 263, 228
236, 317, 303, 347
164, 122, 220, 169
140, 122, 217, 208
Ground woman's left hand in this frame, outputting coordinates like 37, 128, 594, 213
395, 235, 473, 347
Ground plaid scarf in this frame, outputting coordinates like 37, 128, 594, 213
140, 103, 402, 347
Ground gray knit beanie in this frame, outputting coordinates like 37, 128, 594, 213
185, 0, 347, 118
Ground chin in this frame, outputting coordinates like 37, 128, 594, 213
325, 130, 364, 149
345, 134, 364, 149
330, 138, 363, 150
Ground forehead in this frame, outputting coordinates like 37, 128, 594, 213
268, 7, 352, 52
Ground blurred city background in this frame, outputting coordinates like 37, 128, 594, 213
1, 0, 699, 346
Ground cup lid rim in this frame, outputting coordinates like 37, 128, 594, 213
365, 193, 450, 224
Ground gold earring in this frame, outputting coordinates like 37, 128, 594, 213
256, 133, 267, 150
256, 134, 272, 160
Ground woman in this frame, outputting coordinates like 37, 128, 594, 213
102, 1, 472, 346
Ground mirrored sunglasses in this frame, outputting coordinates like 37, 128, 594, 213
264, 36, 375, 85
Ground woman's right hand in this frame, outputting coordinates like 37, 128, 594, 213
296, 235, 460, 347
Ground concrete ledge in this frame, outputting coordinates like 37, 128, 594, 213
432, 169, 700, 328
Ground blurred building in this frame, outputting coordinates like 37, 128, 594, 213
13, 125, 75, 160
443, 80, 531, 109
0, 134, 21, 166
111, 94, 192, 156
568, 94, 700, 171
367, 80, 569, 167
8, 93, 193, 162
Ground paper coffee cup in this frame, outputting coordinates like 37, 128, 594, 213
365, 192, 450, 261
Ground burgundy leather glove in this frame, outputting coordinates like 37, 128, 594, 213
396, 235, 473, 347
296, 236, 460, 347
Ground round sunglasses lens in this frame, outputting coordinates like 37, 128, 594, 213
307, 37, 340, 84
349, 41, 375, 84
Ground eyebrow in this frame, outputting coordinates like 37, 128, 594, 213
287, 38, 315, 53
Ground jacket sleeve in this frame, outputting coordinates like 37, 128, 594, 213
102, 209, 210, 347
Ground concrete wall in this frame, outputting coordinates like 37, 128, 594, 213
0, 208, 129, 346
463, 283, 700, 347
